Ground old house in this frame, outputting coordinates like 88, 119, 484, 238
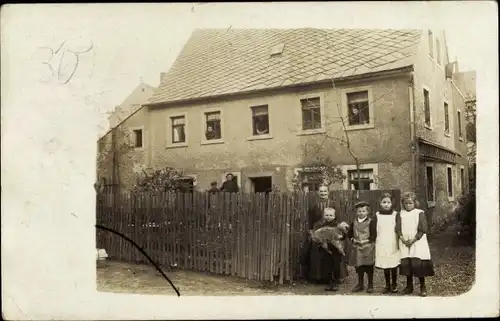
96, 82, 156, 192
105, 28, 472, 222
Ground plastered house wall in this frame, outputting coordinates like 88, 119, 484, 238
147, 74, 414, 193
97, 107, 150, 191
412, 29, 470, 223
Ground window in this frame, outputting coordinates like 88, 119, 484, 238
171, 116, 186, 143
347, 169, 374, 190
301, 97, 322, 130
270, 43, 285, 56
133, 129, 143, 148
444, 102, 450, 134
426, 165, 435, 204
175, 177, 195, 193
436, 39, 442, 65
300, 172, 323, 192
347, 91, 370, 126
251, 105, 270, 135
460, 167, 465, 195
447, 166, 454, 199
428, 30, 434, 57
457, 110, 463, 138
205, 111, 222, 140
295, 166, 326, 192
424, 89, 431, 127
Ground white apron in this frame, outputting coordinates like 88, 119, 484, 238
398, 209, 431, 260
375, 211, 401, 268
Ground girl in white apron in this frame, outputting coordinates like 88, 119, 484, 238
347, 201, 377, 293
396, 192, 435, 297
375, 193, 401, 294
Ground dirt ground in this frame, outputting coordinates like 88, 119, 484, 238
97, 222, 475, 297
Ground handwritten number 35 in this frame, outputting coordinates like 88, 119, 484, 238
38, 40, 93, 85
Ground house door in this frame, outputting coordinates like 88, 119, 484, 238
250, 176, 273, 193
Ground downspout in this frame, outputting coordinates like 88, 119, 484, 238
409, 75, 418, 194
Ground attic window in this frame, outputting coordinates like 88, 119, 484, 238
270, 43, 285, 56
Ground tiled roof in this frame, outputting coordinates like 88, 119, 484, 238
147, 28, 422, 105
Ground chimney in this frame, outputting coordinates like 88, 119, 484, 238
445, 61, 458, 79
160, 72, 167, 85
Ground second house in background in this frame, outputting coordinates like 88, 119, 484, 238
133, 28, 473, 222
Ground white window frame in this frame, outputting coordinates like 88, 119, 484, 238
341, 86, 375, 131
423, 85, 432, 130
130, 126, 145, 150
201, 107, 224, 145
293, 167, 327, 192
457, 109, 464, 141
341, 163, 379, 190
446, 164, 455, 201
247, 103, 273, 141
425, 163, 436, 208
221, 171, 242, 189
166, 112, 188, 149
297, 92, 326, 136
175, 173, 198, 191
443, 99, 451, 137
460, 165, 466, 195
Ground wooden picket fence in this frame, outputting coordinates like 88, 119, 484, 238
96, 189, 400, 283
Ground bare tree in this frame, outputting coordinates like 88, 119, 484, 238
464, 95, 476, 165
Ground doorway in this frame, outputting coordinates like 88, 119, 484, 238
250, 176, 273, 193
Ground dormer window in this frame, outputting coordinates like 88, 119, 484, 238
270, 43, 285, 56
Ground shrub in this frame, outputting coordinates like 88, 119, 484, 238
455, 189, 476, 244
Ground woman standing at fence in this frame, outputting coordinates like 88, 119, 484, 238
301, 185, 349, 290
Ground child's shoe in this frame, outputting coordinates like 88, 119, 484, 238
402, 286, 414, 294
391, 284, 399, 293
351, 284, 364, 292
382, 286, 391, 294
420, 285, 427, 297
324, 280, 339, 292
366, 285, 374, 293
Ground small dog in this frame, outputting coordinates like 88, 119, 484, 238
310, 222, 349, 256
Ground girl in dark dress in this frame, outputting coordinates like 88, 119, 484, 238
301, 185, 349, 291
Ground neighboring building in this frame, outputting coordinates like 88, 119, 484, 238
451, 69, 476, 187
109, 28, 472, 223
108, 83, 156, 129
96, 82, 156, 191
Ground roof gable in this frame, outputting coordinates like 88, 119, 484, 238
148, 28, 422, 105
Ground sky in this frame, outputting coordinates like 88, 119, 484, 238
2, 2, 497, 137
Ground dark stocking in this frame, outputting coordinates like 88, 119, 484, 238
391, 268, 398, 286
358, 269, 365, 286
383, 269, 391, 289
403, 275, 414, 294
419, 277, 427, 297
391, 267, 399, 292
366, 266, 374, 292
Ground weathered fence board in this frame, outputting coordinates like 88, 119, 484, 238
96, 189, 400, 283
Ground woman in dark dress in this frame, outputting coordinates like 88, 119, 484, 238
301, 185, 349, 291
